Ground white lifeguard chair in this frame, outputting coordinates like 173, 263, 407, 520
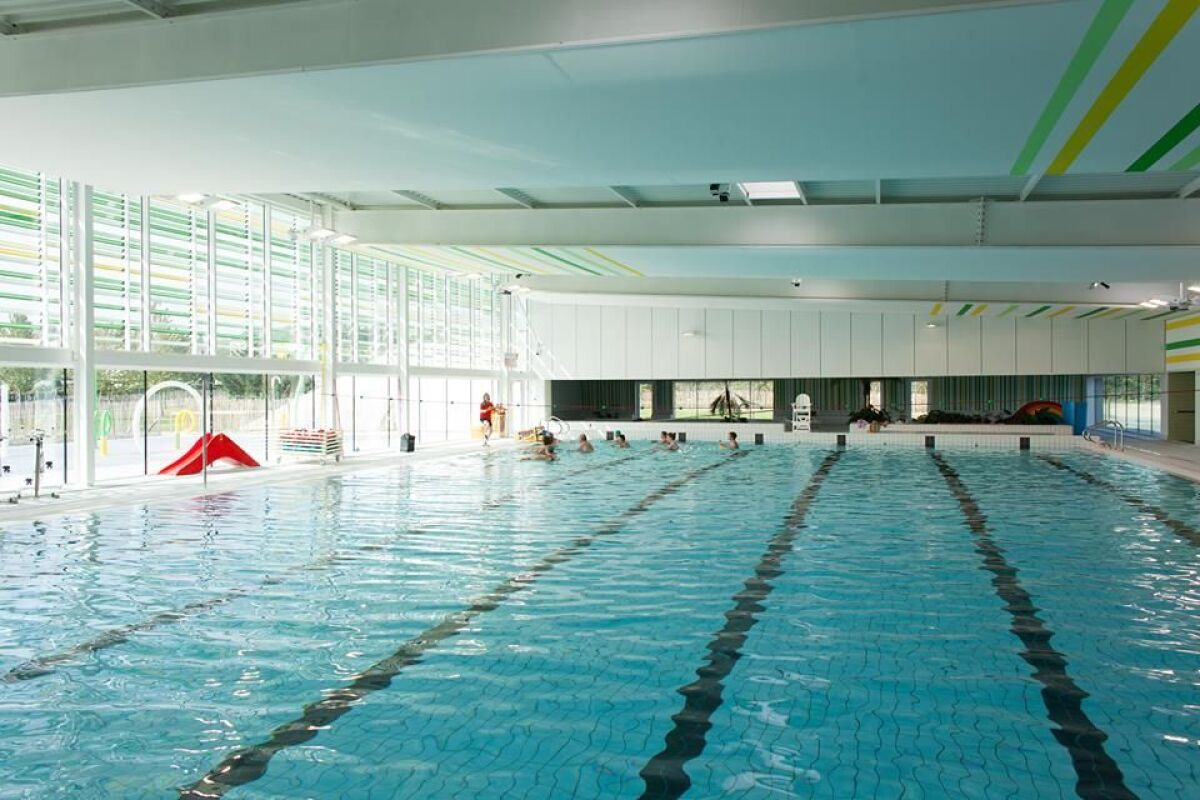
791, 393, 812, 432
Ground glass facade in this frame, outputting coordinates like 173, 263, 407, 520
1100, 374, 1161, 435
0, 161, 532, 486
673, 380, 774, 420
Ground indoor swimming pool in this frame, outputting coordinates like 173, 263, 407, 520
0, 443, 1197, 799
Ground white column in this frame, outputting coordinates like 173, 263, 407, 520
319, 243, 337, 429
72, 183, 95, 487
399, 265, 411, 435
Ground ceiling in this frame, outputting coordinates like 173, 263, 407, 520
0, 1, 1196, 195
0, 0, 1197, 307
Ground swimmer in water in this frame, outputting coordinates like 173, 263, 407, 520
522, 433, 558, 461
720, 431, 739, 450
663, 432, 680, 452
577, 434, 594, 453
613, 433, 629, 449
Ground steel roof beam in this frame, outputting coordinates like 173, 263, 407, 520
0, 0, 1059, 96
392, 190, 442, 210
122, 0, 175, 19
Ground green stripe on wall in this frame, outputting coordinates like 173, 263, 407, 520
1128, 102, 1200, 171
1026, 305, 1052, 317
1143, 310, 1177, 320
956, 303, 973, 316
1010, 0, 1134, 175
1165, 336, 1200, 350
1076, 306, 1109, 318
1169, 141, 1200, 171
997, 304, 1020, 317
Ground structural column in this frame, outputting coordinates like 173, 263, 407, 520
71, 183, 95, 487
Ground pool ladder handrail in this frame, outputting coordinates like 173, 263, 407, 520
1083, 419, 1125, 451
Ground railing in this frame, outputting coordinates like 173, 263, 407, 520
1083, 419, 1125, 451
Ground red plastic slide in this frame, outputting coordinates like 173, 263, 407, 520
158, 433, 261, 476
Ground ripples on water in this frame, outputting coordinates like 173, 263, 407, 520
0, 445, 1196, 799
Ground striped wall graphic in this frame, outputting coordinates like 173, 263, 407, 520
926, 302, 1171, 321
1012, 0, 1199, 176
1165, 313, 1200, 370
380, 245, 645, 278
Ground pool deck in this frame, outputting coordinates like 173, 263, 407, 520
1099, 438, 1200, 484
0, 438, 517, 525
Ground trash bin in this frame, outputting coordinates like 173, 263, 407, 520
400, 433, 416, 453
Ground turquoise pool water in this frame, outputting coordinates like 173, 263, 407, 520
0, 444, 1197, 799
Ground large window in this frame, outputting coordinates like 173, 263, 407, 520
910, 380, 929, 419
1101, 374, 1161, 435
673, 380, 774, 420
0, 168, 65, 347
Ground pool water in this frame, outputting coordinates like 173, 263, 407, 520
0, 444, 1197, 799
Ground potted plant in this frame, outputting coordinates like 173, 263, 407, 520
848, 405, 891, 433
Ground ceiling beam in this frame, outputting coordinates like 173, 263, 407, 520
336, 198, 1200, 248
1178, 175, 1200, 199
496, 187, 537, 209
393, 189, 442, 210
295, 192, 356, 212
1019, 172, 1043, 202
609, 186, 640, 208
0, 0, 1061, 97
121, 0, 175, 19
875, 179, 883, 204
794, 181, 809, 205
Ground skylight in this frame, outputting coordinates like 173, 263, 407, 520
739, 181, 800, 200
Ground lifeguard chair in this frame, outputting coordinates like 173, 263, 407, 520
791, 393, 812, 432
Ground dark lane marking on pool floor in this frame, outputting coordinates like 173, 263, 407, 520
637, 449, 843, 800
3, 453, 643, 683
1039, 455, 1200, 547
932, 453, 1137, 800
179, 452, 747, 799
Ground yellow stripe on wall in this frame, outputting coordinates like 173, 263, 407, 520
1047, 305, 1077, 318
1166, 351, 1200, 364
970, 304, 989, 317
1047, 0, 1200, 174
1166, 314, 1200, 331
929, 303, 943, 317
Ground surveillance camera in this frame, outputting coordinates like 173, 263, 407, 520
710, 183, 730, 202
792, 279, 803, 288
719, 192, 729, 203
514, 273, 525, 280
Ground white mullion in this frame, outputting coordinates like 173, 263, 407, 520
122, 195, 132, 351
139, 199, 151, 351
262, 205, 272, 359
57, 179, 70, 349
206, 209, 217, 356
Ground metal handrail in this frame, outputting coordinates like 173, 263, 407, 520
1083, 419, 1125, 451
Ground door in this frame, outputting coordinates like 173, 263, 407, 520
1166, 371, 1195, 443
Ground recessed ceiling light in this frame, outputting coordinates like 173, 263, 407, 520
925, 322, 938, 329
1188, 284, 1200, 293
306, 227, 336, 240
740, 181, 800, 200
176, 193, 207, 204
208, 199, 238, 211
1149, 298, 1169, 307
1140, 300, 1160, 308
331, 234, 357, 246
463, 272, 482, 280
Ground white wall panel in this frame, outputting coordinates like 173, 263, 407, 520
1126, 318, 1165, 373
626, 306, 652, 377
915, 319, 947, 375
761, 310, 790, 377
678, 307, 705, 378
733, 309, 762, 377
820, 312, 851, 377
1016, 317, 1052, 374
599, 305, 626, 378
1051, 318, 1087, 374
790, 310, 821, 376
1087, 318, 1126, 374
704, 308, 733, 378
851, 313, 883, 376
881, 314, 915, 376
574, 305, 602, 378
551, 303, 577, 377
947, 316, 981, 375
981, 316, 1016, 375
528, 300, 555, 371
651, 307, 679, 379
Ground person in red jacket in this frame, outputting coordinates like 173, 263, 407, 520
479, 393, 496, 446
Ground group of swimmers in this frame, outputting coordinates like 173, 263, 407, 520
522, 428, 738, 461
